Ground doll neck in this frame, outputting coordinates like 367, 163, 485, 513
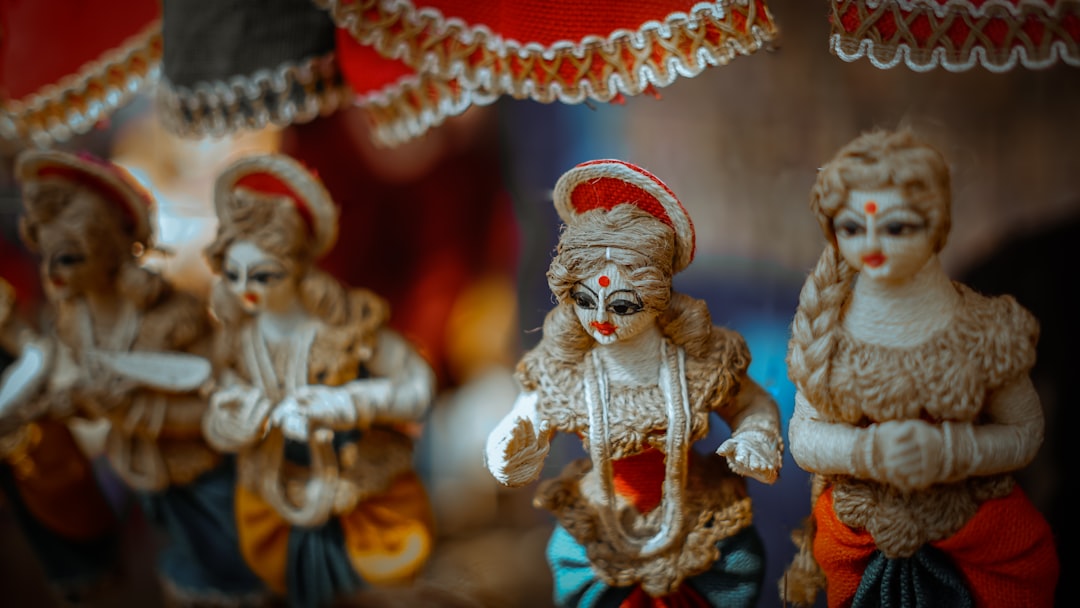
592, 323, 664, 386
256, 300, 310, 345
845, 255, 961, 348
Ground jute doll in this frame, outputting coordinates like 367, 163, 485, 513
0, 275, 121, 602
202, 154, 437, 608
15, 150, 268, 606
781, 129, 1060, 607
485, 159, 784, 607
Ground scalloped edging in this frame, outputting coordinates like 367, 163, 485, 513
154, 53, 353, 139
321, 0, 778, 146
0, 21, 162, 148
829, 0, 1080, 72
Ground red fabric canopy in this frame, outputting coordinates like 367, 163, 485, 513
0, 0, 161, 147
829, 0, 1080, 72
325, 0, 778, 145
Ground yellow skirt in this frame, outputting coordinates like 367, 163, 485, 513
235, 471, 434, 594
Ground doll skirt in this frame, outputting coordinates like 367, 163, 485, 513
813, 484, 1059, 608
139, 454, 268, 602
547, 522, 765, 608
0, 419, 120, 597
235, 470, 434, 608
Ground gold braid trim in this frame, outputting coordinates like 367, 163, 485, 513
830, 0, 1080, 72
154, 53, 352, 139
0, 21, 162, 148
317, 0, 779, 146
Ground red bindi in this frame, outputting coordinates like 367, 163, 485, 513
598, 275, 611, 288
864, 201, 878, 215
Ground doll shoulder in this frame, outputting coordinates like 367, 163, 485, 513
956, 282, 1039, 386
308, 288, 390, 386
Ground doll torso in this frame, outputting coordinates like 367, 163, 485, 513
822, 283, 1039, 556
231, 315, 414, 521
530, 327, 755, 594
56, 290, 218, 491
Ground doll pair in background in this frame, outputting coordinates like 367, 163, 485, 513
0, 151, 436, 607
485, 130, 1059, 608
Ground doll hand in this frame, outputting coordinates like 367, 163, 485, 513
293, 385, 365, 430
268, 397, 310, 442
205, 385, 273, 451
872, 419, 946, 491
484, 416, 551, 487
717, 429, 782, 484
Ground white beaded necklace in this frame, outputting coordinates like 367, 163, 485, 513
584, 338, 690, 557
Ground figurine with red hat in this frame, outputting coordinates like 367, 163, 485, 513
484, 159, 784, 607
14, 149, 269, 606
201, 153, 437, 607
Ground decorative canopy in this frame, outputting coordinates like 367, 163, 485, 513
0, 0, 161, 148
323, 0, 779, 146
829, 0, 1080, 72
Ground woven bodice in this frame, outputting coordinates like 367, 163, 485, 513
824, 283, 1038, 425
528, 327, 749, 459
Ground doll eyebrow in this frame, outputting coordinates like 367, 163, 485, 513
575, 283, 598, 297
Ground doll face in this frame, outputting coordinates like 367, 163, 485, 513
571, 262, 657, 345
834, 189, 934, 283
222, 240, 297, 315
35, 225, 113, 301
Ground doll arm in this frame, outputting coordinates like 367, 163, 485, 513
484, 391, 552, 487
788, 390, 874, 477
716, 377, 784, 483
281, 328, 436, 437
938, 374, 1044, 481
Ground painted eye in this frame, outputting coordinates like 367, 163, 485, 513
55, 252, 85, 266
884, 221, 922, 236
608, 299, 643, 316
251, 272, 282, 284
836, 220, 863, 237
571, 291, 597, 310
224, 269, 240, 283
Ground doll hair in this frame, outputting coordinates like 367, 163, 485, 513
204, 189, 350, 327
518, 204, 712, 385
19, 179, 170, 311
788, 129, 952, 406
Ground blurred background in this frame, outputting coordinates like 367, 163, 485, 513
2, 1, 1078, 606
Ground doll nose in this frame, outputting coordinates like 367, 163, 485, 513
864, 216, 881, 248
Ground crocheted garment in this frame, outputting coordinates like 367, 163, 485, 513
823, 283, 1038, 557
525, 327, 750, 456
323, 0, 779, 145
0, 0, 161, 147
829, 0, 1080, 72
526, 327, 755, 596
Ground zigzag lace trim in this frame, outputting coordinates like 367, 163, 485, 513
318, 0, 778, 146
830, 0, 1080, 72
154, 53, 353, 139
0, 21, 161, 148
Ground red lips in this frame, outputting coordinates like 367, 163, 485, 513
590, 321, 617, 336
862, 253, 885, 268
